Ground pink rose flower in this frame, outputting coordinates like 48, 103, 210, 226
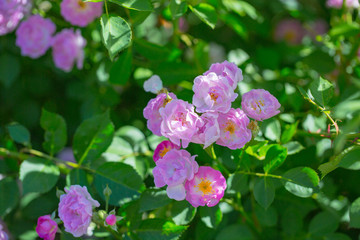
0, 0, 31, 36
185, 166, 227, 208
58, 185, 100, 237
153, 149, 199, 200
241, 89, 281, 121
160, 99, 203, 148
36, 215, 58, 240
205, 60, 243, 90
15, 15, 55, 58
327, 0, 359, 8
0, 223, 9, 240
192, 72, 238, 113
60, 0, 102, 27
153, 140, 180, 162
216, 108, 252, 150
191, 112, 220, 149
105, 214, 117, 226
143, 75, 163, 94
274, 19, 305, 45
143, 93, 177, 136
51, 29, 86, 72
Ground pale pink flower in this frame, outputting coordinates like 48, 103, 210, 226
36, 215, 58, 240
61, 0, 102, 27
274, 19, 306, 45
144, 75, 163, 94
160, 99, 203, 148
0, 222, 9, 240
327, 0, 359, 8
191, 112, 220, 149
153, 140, 180, 162
58, 185, 99, 237
205, 60, 243, 90
241, 89, 281, 121
15, 15, 55, 58
216, 108, 252, 150
143, 93, 177, 136
185, 166, 226, 208
153, 149, 198, 200
192, 72, 238, 113
105, 214, 116, 226
0, 0, 31, 36
51, 29, 86, 72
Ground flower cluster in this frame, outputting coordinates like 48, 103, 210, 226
3, 0, 102, 72
144, 61, 281, 207
327, 0, 359, 8
274, 18, 328, 45
0, 0, 31, 36
36, 185, 103, 239
152, 141, 226, 207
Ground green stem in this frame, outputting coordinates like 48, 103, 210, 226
296, 130, 360, 140
204, 145, 230, 176
235, 170, 292, 182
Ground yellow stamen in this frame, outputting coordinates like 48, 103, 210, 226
196, 178, 213, 196
159, 146, 171, 158
224, 121, 236, 134
209, 92, 218, 102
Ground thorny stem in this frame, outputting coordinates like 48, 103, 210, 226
296, 130, 360, 140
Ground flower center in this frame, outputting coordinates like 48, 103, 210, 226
196, 178, 213, 195
174, 112, 188, 126
251, 99, 265, 113
159, 146, 171, 158
78, 0, 87, 9
224, 121, 236, 135
209, 91, 219, 102
284, 31, 296, 42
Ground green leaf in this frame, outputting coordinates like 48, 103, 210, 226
329, 22, 360, 38
109, 0, 153, 11
7, 123, 31, 146
219, 13, 247, 39
333, 99, 360, 119
116, 126, 149, 153
282, 167, 319, 198
66, 169, 89, 188
222, 0, 258, 20
94, 162, 145, 206
40, 109, 67, 156
309, 77, 334, 108
263, 144, 287, 173
109, 49, 132, 85
281, 121, 298, 143
226, 173, 249, 195
0, 54, 20, 88
319, 146, 360, 179
283, 141, 305, 155
19, 157, 60, 194
170, 0, 188, 19
100, 15, 132, 61
303, 50, 336, 74
190, 3, 217, 29
199, 205, 223, 228
309, 211, 339, 236
73, 111, 114, 165
133, 38, 173, 61
139, 189, 172, 212
324, 233, 352, 240
154, 62, 200, 85
262, 118, 281, 142
135, 219, 187, 240
215, 224, 253, 240
253, 177, 275, 209
255, 205, 278, 227
171, 201, 197, 225
0, 177, 19, 217
350, 197, 360, 228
